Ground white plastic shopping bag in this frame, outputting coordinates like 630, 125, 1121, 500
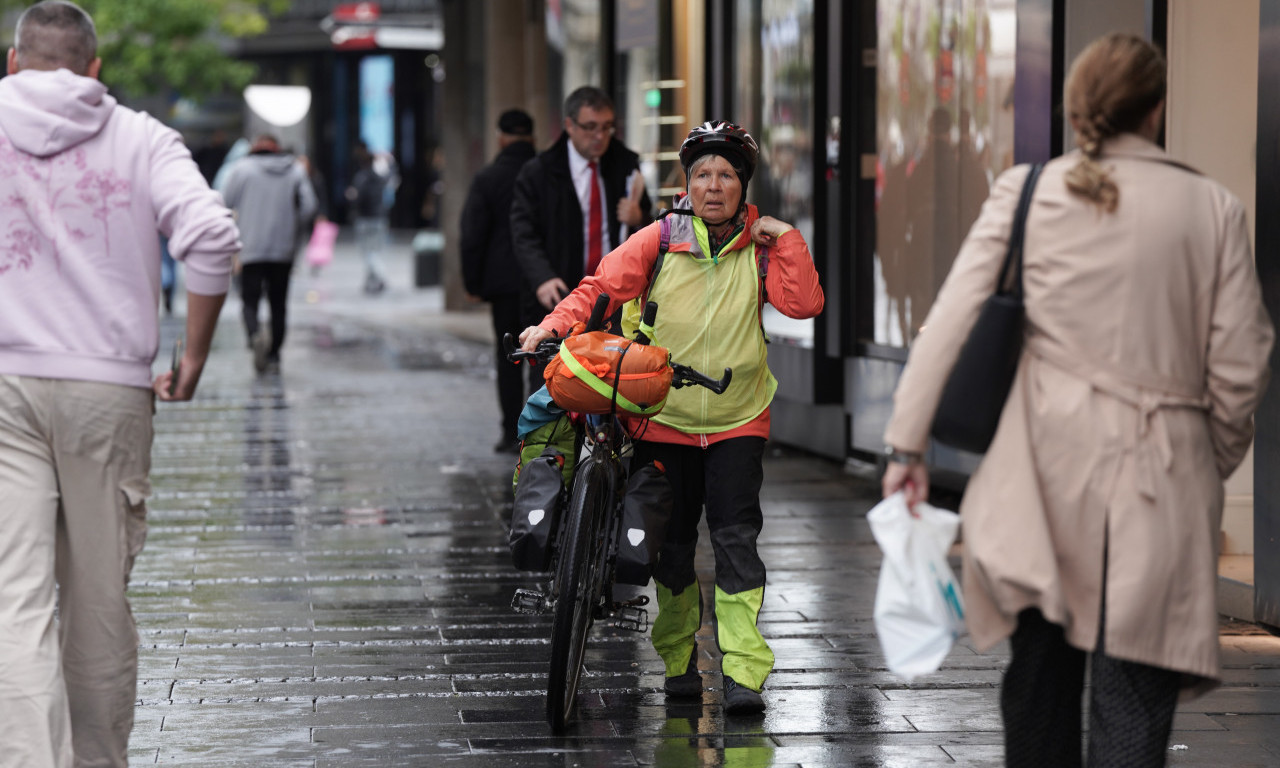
868, 492, 966, 680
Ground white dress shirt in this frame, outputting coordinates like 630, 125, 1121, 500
567, 140, 612, 270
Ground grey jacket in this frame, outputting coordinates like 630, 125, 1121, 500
222, 152, 317, 264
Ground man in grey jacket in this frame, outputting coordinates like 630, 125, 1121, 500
222, 134, 317, 373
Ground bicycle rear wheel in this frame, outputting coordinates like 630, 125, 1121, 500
547, 459, 611, 732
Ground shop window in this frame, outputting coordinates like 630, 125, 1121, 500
874, 0, 1016, 347
737, 0, 816, 345
612, 2, 705, 209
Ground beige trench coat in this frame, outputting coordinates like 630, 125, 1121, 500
884, 134, 1274, 694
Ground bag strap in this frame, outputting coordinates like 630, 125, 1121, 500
755, 244, 770, 343
633, 215, 673, 341
608, 340, 633, 414
996, 163, 1044, 299
645, 214, 673, 297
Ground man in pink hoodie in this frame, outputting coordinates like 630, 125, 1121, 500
0, 2, 240, 765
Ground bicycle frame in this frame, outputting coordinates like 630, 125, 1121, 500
505, 292, 727, 731
533, 410, 652, 731
544, 413, 636, 616
579, 415, 627, 607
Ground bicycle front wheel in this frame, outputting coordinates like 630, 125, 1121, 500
547, 459, 611, 732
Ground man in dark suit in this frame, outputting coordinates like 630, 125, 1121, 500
510, 86, 652, 329
460, 109, 538, 453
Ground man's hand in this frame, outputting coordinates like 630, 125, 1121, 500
616, 172, 646, 229
519, 325, 553, 352
154, 353, 204, 402
155, 291, 225, 403
750, 216, 794, 247
536, 277, 569, 309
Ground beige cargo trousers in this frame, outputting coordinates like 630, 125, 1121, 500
0, 375, 153, 768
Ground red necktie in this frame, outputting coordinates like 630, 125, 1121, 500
586, 161, 602, 275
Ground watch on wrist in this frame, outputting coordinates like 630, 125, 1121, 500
884, 446, 923, 466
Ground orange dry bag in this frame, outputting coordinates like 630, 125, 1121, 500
544, 330, 673, 416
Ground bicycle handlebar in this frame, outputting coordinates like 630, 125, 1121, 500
633, 300, 658, 346
503, 332, 563, 364
670, 363, 732, 394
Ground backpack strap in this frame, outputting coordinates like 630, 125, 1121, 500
755, 245, 770, 343
643, 212, 773, 343
634, 215, 672, 341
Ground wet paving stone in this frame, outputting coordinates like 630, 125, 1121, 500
121, 255, 1280, 765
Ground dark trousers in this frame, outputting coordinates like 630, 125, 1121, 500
633, 436, 767, 596
490, 296, 527, 441
241, 261, 293, 358
1001, 608, 1180, 768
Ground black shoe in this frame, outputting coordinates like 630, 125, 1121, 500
723, 676, 764, 714
252, 329, 272, 373
664, 649, 702, 698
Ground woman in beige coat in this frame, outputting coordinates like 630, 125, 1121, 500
882, 34, 1273, 767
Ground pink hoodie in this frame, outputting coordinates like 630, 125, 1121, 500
0, 69, 240, 389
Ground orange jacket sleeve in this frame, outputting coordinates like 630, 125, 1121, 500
537, 220, 663, 335
764, 229, 824, 319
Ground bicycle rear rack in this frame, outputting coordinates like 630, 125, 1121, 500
511, 588, 549, 615
611, 595, 649, 633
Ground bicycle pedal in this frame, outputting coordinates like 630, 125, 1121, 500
511, 588, 548, 615
613, 604, 648, 633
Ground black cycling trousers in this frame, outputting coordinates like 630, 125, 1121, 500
632, 436, 767, 596
490, 296, 527, 441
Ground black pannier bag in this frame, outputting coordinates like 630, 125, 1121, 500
509, 447, 566, 571
614, 461, 674, 586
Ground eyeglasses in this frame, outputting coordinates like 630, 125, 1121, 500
570, 118, 616, 136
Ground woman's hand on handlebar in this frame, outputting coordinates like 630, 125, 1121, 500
519, 325, 553, 352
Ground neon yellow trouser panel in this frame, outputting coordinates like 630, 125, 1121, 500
652, 580, 774, 690
714, 585, 773, 691
652, 581, 702, 677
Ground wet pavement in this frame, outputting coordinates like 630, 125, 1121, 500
128, 237, 1280, 766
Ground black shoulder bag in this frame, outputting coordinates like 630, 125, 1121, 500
930, 163, 1044, 454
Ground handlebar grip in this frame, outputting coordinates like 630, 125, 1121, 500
503, 332, 540, 363
641, 300, 658, 328
632, 300, 659, 346
586, 293, 610, 332
717, 368, 732, 393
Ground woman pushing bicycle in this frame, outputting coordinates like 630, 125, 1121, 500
519, 121, 824, 714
